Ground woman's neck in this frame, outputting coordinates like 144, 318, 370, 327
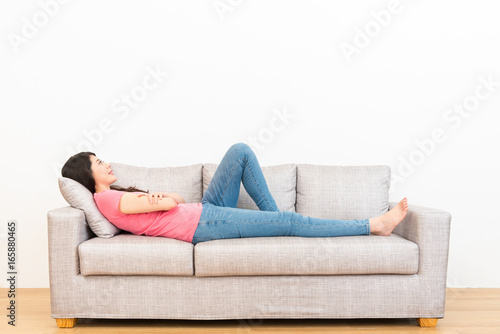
95, 184, 111, 193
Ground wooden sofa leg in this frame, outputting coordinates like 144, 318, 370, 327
417, 318, 438, 327
56, 318, 78, 328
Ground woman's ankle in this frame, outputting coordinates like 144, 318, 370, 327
369, 217, 381, 235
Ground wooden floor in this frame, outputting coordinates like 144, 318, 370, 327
1, 288, 499, 333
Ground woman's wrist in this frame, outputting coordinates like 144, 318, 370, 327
166, 195, 179, 204
165, 197, 178, 210
164, 192, 185, 204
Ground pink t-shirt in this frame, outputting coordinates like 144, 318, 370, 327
93, 189, 203, 243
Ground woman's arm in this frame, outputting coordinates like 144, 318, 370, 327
165, 192, 185, 204
118, 192, 178, 214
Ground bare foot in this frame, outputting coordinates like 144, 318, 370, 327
369, 198, 409, 236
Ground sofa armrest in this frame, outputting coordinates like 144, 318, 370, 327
389, 202, 452, 277
47, 206, 95, 278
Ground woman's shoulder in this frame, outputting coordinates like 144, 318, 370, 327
94, 189, 144, 216
94, 189, 123, 196
95, 189, 146, 195
94, 189, 132, 203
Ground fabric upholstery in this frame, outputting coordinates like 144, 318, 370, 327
58, 176, 121, 238
47, 205, 94, 317
78, 233, 194, 276
51, 274, 439, 320
296, 164, 391, 219
202, 163, 296, 212
390, 201, 452, 318
193, 234, 418, 277
48, 163, 452, 321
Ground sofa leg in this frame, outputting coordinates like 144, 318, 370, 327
417, 318, 438, 327
55, 318, 78, 328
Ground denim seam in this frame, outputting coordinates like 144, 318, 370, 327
244, 157, 275, 212
218, 157, 243, 207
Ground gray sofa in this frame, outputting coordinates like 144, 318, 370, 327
47, 162, 452, 328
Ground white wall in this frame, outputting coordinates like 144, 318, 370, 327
1, 0, 499, 288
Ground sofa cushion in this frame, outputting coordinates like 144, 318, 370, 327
296, 164, 391, 220
109, 162, 203, 203
202, 163, 296, 212
78, 233, 194, 276
194, 234, 418, 277
58, 176, 120, 238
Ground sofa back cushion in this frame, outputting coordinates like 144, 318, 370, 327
296, 164, 391, 220
202, 163, 296, 212
109, 162, 203, 204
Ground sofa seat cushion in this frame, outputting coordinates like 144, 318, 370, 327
194, 234, 418, 277
78, 234, 194, 276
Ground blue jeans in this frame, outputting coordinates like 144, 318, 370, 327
191, 142, 370, 244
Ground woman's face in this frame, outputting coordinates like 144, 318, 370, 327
90, 155, 117, 189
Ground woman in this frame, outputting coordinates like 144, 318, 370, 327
61, 142, 408, 244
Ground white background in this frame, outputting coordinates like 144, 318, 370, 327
1, 0, 499, 288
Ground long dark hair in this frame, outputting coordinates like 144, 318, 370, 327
61, 151, 149, 194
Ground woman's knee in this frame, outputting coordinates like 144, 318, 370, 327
230, 142, 251, 152
279, 210, 302, 223
229, 142, 254, 158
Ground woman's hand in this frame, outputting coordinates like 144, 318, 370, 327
137, 192, 169, 204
